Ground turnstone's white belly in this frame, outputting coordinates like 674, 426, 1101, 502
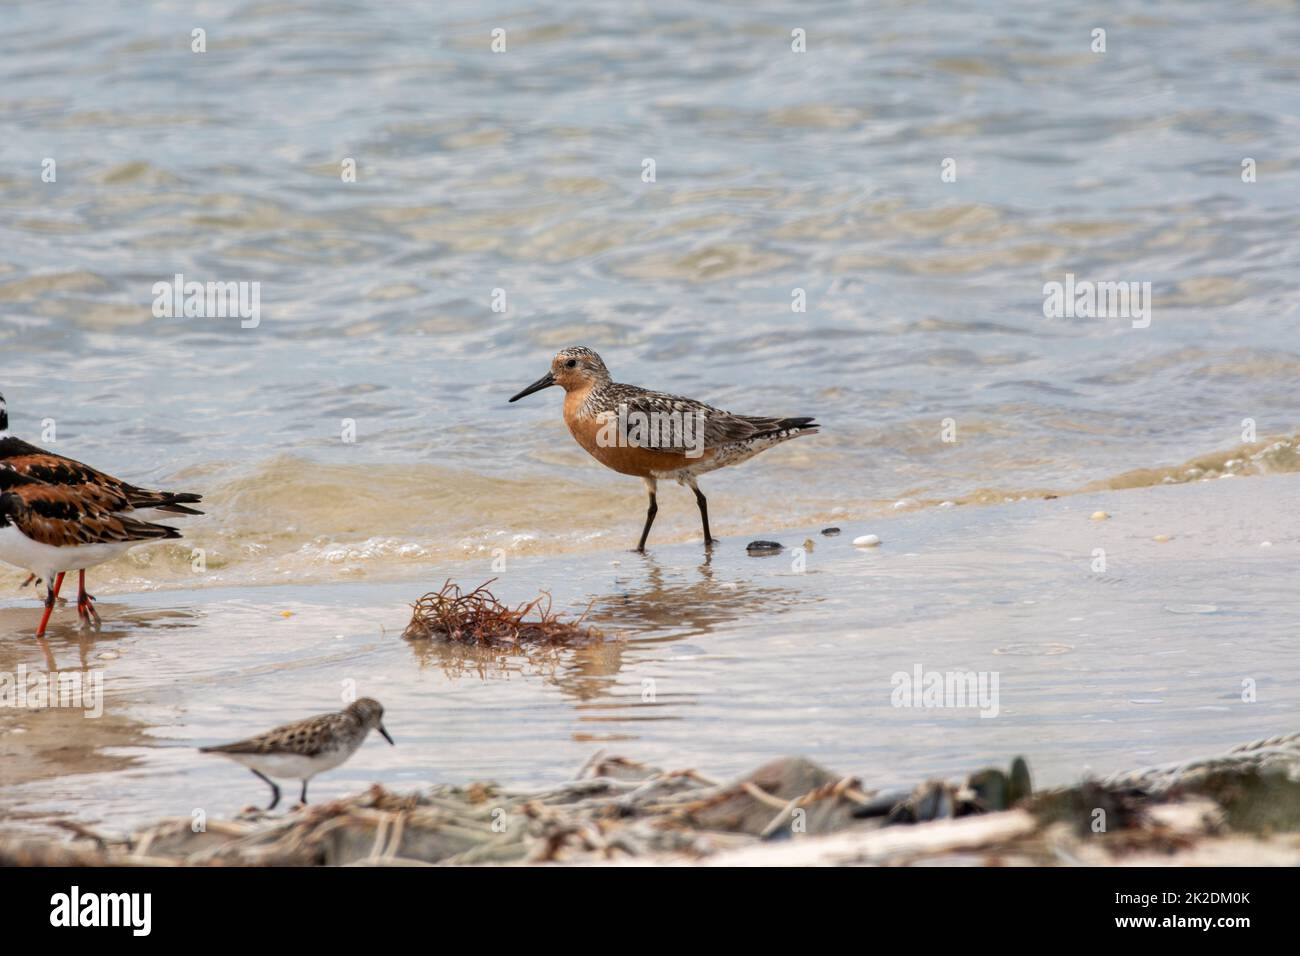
0, 525, 136, 582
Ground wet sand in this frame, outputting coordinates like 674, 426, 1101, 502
2, 473, 1296, 839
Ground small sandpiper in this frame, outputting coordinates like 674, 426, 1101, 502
509, 347, 819, 551
200, 698, 395, 810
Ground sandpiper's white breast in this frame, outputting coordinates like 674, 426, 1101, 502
225, 747, 355, 781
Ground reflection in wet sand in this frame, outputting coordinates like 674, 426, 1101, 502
0, 604, 206, 797
405, 551, 799, 710
406, 638, 629, 705
0, 604, 202, 647
589, 551, 805, 639
0, 645, 149, 798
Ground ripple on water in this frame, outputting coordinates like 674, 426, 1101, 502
993, 643, 1074, 656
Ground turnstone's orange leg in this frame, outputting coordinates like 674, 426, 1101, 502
35, 572, 66, 637
21, 573, 40, 590
76, 570, 101, 630
636, 478, 658, 552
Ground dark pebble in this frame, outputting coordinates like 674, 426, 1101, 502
746, 540, 783, 555
821, 527, 841, 536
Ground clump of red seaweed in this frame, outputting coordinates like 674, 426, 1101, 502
402, 579, 603, 647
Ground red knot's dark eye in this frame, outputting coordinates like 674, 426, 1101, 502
566, 359, 577, 368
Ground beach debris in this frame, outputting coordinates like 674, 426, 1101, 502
679, 756, 870, 838
820, 527, 841, 536
1090, 510, 1109, 521
402, 579, 602, 647
4, 733, 1298, 867
853, 534, 881, 548
1153, 534, 1171, 542
746, 540, 783, 555
853, 757, 1032, 824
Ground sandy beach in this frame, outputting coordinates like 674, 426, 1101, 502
3, 465, 1296, 840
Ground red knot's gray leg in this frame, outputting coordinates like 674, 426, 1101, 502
636, 477, 658, 552
687, 477, 715, 546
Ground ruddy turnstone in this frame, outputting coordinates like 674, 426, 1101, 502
0, 392, 202, 624
0, 468, 182, 634
509, 347, 819, 551
199, 698, 395, 810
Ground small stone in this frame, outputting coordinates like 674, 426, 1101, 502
746, 540, 783, 555
1090, 511, 1109, 521
1261, 541, 1273, 548
821, 527, 841, 536
803, 539, 815, 552
1153, 534, 1171, 543
939, 500, 955, 508
853, 534, 881, 548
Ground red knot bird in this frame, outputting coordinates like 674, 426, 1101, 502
0, 393, 202, 632
509, 347, 818, 551
200, 698, 395, 810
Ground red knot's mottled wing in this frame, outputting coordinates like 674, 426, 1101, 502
594, 383, 816, 453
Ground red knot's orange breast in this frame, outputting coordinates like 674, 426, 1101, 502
563, 386, 714, 478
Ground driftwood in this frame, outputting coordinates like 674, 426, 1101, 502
3, 733, 1299, 866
